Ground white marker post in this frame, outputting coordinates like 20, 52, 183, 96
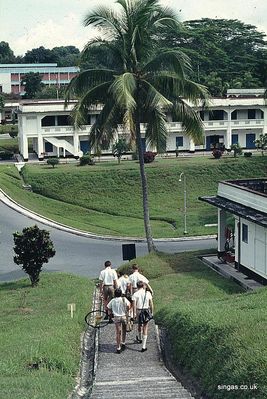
67, 303, 76, 318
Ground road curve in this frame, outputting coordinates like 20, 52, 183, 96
0, 201, 216, 282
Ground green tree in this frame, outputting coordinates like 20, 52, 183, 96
112, 138, 130, 164
66, 0, 208, 252
23, 46, 55, 63
231, 143, 243, 158
47, 158, 59, 168
51, 46, 80, 66
254, 134, 267, 156
0, 41, 15, 63
13, 225, 56, 287
36, 85, 66, 99
0, 95, 5, 124
21, 72, 44, 99
162, 18, 267, 94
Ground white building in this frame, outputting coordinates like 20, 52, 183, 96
200, 179, 267, 283
0, 63, 78, 95
17, 89, 267, 161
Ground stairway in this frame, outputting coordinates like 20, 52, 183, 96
44, 137, 83, 157
90, 321, 194, 399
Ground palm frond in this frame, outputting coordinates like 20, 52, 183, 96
89, 100, 121, 148
142, 79, 173, 110
65, 69, 115, 103
83, 7, 124, 40
143, 49, 191, 77
145, 108, 168, 152
109, 72, 137, 112
172, 99, 204, 145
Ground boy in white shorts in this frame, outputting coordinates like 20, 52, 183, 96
107, 288, 131, 353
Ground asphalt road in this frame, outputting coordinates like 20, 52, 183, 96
0, 201, 216, 282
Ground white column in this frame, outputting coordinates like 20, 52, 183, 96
218, 209, 227, 252
263, 108, 267, 134
22, 134, 28, 161
36, 116, 44, 159
37, 136, 44, 159
189, 138, 195, 152
73, 132, 79, 156
225, 107, 232, 149
57, 146, 60, 157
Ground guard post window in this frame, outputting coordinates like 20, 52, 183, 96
242, 223, 248, 243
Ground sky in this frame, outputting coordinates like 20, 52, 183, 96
1, 0, 267, 56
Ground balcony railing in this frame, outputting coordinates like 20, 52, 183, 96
41, 118, 264, 135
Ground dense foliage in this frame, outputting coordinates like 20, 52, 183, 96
13, 225, 56, 286
21, 72, 44, 98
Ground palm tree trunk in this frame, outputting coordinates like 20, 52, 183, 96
135, 114, 155, 253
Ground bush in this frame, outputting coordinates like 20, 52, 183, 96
231, 143, 243, 157
13, 225, 55, 286
212, 149, 222, 159
244, 152, 252, 157
47, 158, 59, 168
79, 155, 95, 166
0, 151, 14, 160
143, 151, 157, 163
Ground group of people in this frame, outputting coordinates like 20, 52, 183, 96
99, 260, 154, 354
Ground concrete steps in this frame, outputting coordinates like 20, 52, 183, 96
90, 321, 194, 399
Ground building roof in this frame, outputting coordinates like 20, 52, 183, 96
199, 195, 267, 228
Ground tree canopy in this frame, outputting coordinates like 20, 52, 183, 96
66, 0, 208, 251
21, 72, 44, 98
163, 18, 267, 95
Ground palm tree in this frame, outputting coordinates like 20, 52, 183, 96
65, 0, 208, 252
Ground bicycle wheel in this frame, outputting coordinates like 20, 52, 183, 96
84, 310, 110, 328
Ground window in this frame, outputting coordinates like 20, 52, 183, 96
57, 115, 71, 126
45, 142, 53, 152
248, 109, 256, 119
199, 111, 204, 121
242, 223, 248, 243
41, 116, 56, 127
231, 134, 239, 145
231, 110, 237, 120
260, 110, 264, 119
176, 136, 183, 148
209, 110, 224, 120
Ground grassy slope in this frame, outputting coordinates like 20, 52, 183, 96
119, 252, 267, 398
0, 156, 266, 237
0, 273, 94, 399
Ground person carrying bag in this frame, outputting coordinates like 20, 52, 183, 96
132, 281, 154, 352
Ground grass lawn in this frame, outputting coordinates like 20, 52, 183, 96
119, 251, 267, 398
0, 155, 266, 237
0, 273, 94, 399
0, 125, 18, 135
0, 137, 19, 153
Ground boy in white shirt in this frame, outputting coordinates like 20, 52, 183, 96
107, 288, 131, 353
132, 281, 154, 352
99, 260, 118, 316
117, 271, 130, 295
128, 264, 153, 295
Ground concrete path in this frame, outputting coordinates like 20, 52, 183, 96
202, 255, 263, 290
91, 321, 194, 399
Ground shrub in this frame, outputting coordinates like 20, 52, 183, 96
212, 149, 222, 159
9, 126, 18, 138
244, 152, 252, 157
231, 143, 242, 157
13, 225, 56, 287
112, 138, 130, 164
79, 155, 95, 166
0, 151, 14, 160
47, 158, 59, 168
143, 151, 157, 163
